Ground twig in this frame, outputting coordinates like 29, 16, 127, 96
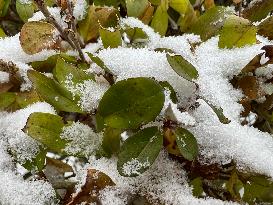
33, 0, 86, 62
66, 0, 85, 48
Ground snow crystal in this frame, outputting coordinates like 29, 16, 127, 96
73, 0, 88, 20
65, 78, 109, 112
0, 102, 56, 163
122, 158, 150, 176
60, 121, 102, 157
0, 71, 9, 83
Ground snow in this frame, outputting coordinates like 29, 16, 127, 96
73, 0, 88, 21
82, 152, 238, 205
0, 71, 9, 83
0, 102, 56, 163
60, 121, 102, 157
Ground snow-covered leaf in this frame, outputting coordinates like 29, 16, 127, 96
174, 127, 198, 161
19, 21, 58, 55
24, 112, 67, 153
117, 127, 163, 177
166, 54, 198, 81
97, 77, 165, 129
219, 15, 257, 49
28, 70, 83, 113
53, 57, 93, 86
23, 148, 47, 171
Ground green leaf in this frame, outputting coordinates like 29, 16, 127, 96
31, 55, 58, 73
190, 177, 204, 197
53, 57, 93, 86
258, 16, 273, 40
203, 98, 230, 124
99, 27, 122, 48
123, 27, 148, 43
23, 148, 47, 171
188, 6, 232, 41
19, 21, 58, 55
102, 127, 121, 156
125, 0, 149, 18
166, 54, 198, 81
16, 0, 34, 22
169, 0, 197, 32
150, 0, 168, 36
0, 92, 16, 110
219, 15, 257, 49
242, 0, 273, 22
28, 70, 83, 113
24, 112, 67, 153
97, 77, 165, 129
0, 0, 10, 17
0, 27, 6, 37
117, 127, 163, 177
174, 127, 198, 161
159, 81, 178, 103
93, 0, 120, 7
78, 6, 119, 43
87, 52, 113, 74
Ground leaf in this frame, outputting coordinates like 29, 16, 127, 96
53, 57, 93, 86
0, 0, 10, 17
28, 70, 83, 113
258, 16, 273, 40
97, 77, 165, 129
188, 6, 232, 41
20, 21, 58, 55
203, 98, 230, 124
150, 0, 168, 36
93, 0, 120, 7
87, 53, 113, 76
0, 92, 16, 110
31, 55, 58, 72
0, 27, 6, 37
78, 6, 119, 43
67, 169, 115, 205
237, 76, 259, 100
99, 27, 122, 48
226, 171, 244, 200
174, 127, 198, 161
24, 112, 67, 153
169, 0, 197, 32
219, 15, 257, 49
159, 81, 178, 103
190, 177, 204, 197
16, 0, 34, 22
123, 27, 148, 43
117, 127, 163, 177
23, 148, 47, 171
16, 89, 41, 108
242, 0, 273, 22
125, 0, 150, 18
166, 54, 198, 81
102, 127, 121, 156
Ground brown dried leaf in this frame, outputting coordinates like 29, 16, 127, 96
139, 3, 154, 24
67, 169, 115, 205
237, 76, 259, 100
20, 21, 59, 55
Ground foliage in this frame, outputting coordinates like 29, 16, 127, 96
0, 0, 273, 204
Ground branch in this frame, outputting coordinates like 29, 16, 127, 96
33, 0, 87, 62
